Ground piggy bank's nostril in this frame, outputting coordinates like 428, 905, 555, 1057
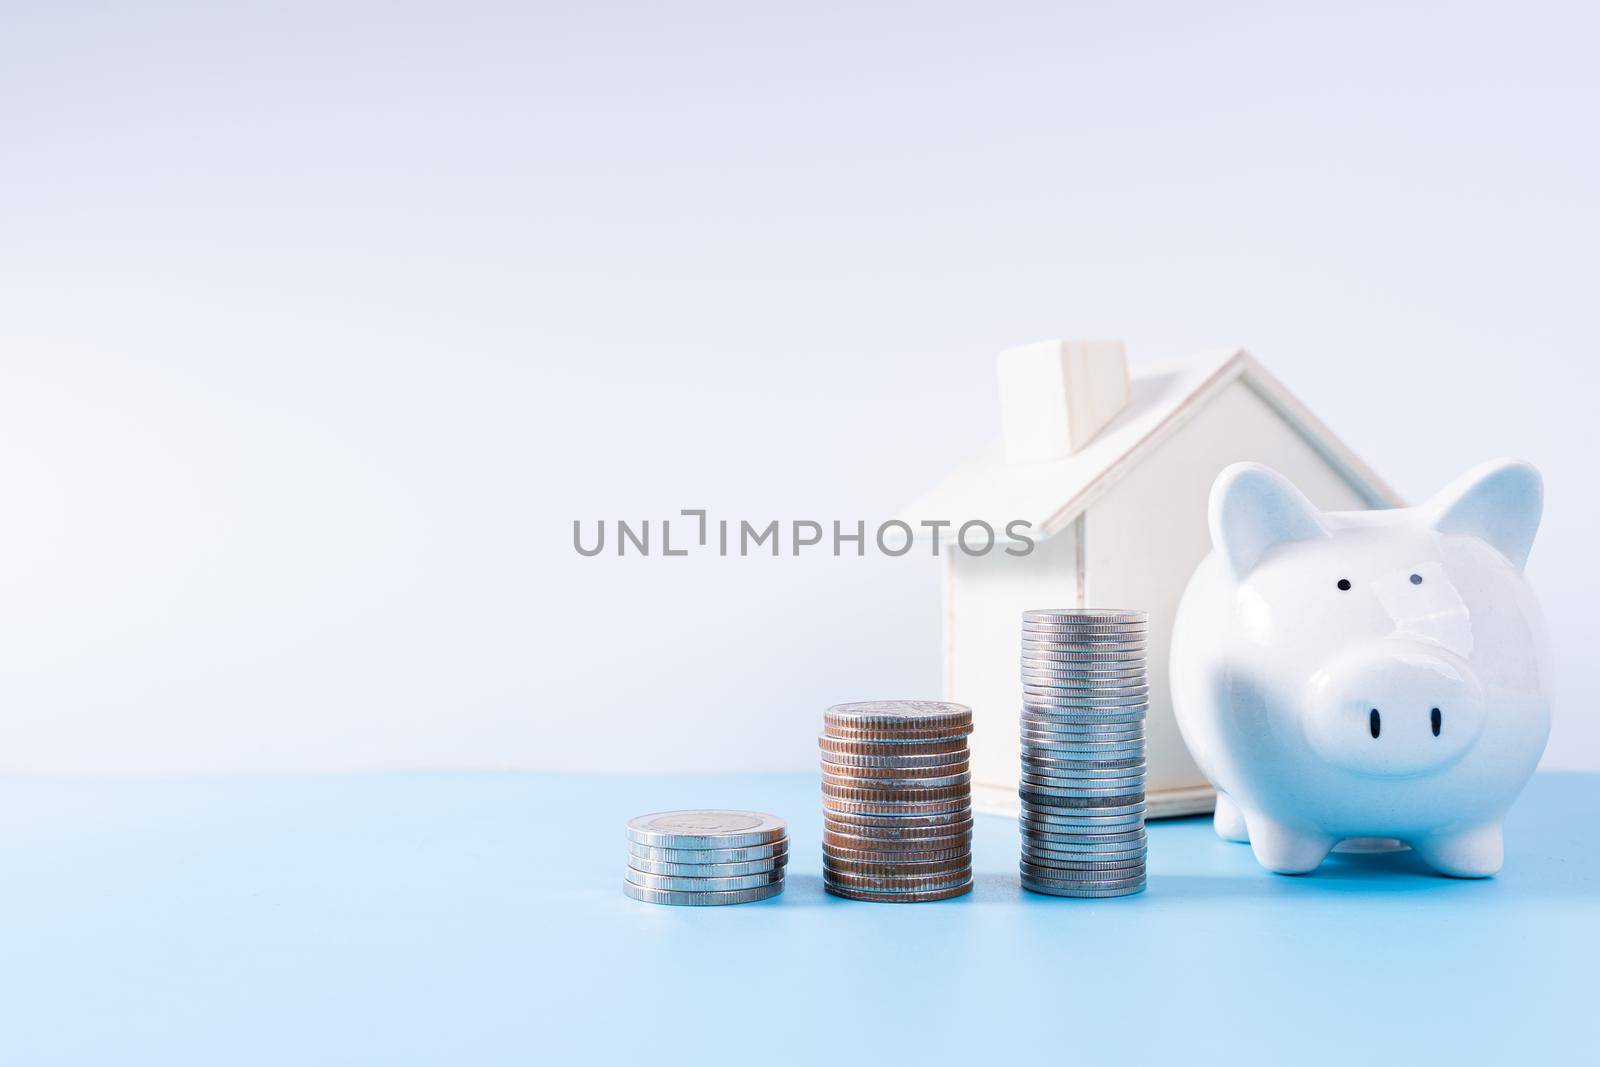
1369, 708, 1381, 739
1431, 707, 1442, 737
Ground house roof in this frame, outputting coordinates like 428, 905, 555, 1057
902, 347, 1402, 540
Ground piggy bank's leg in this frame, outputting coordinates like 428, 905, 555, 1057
1412, 822, 1504, 878
1213, 792, 1249, 842
1245, 813, 1335, 875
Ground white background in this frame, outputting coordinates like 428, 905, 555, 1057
1, 2, 1595, 776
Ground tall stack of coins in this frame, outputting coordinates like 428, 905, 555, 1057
624, 810, 788, 905
1018, 609, 1148, 898
820, 700, 974, 902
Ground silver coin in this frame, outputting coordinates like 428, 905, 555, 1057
1022, 755, 1146, 772
1022, 854, 1147, 873
1020, 688, 1150, 704
1019, 792, 1145, 811
1019, 774, 1146, 793
1022, 687, 1151, 705
1020, 677, 1151, 696
1021, 731, 1146, 744
1020, 767, 1142, 782
824, 700, 972, 730
625, 810, 788, 850
1019, 656, 1147, 670
1017, 662, 1145, 681
1021, 721, 1147, 735
1021, 877, 1145, 898
1021, 619, 1148, 632
822, 729, 973, 746
1020, 630, 1148, 643
823, 880, 972, 902
1022, 750, 1148, 767
1021, 845, 1147, 865
1020, 858, 1147, 878
820, 762, 971, 781
1021, 846, 1148, 868
820, 750, 971, 770
1021, 728, 1146, 743
1018, 647, 1147, 661
1021, 827, 1147, 848
1019, 655, 1148, 669
1021, 720, 1145, 734
1017, 729, 1145, 748
1021, 697, 1149, 713
1020, 866, 1147, 885
1019, 637, 1147, 650
626, 855, 786, 877
1021, 673, 1147, 687
625, 867, 786, 892
1020, 860, 1146, 882
1021, 649, 1146, 661
1022, 824, 1145, 840
821, 770, 972, 790
627, 841, 789, 865
1021, 726, 1145, 740
1022, 711, 1149, 727
1017, 764, 1145, 780
623, 880, 786, 906
1021, 740, 1146, 754
1020, 627, 1148, 639
1022, 608, 1147, 623
1020, 797, 1145, 815
1018, 631, 1147, 643
1017, 790, 1145, 806
1022, 818, 1146, 837
1021, 814, 1146, 834
1019, 671, 1148, 686
1021, 803, 1146, 823
1024, 790, 1152, 806
1021, 769, 1148, 785
1018, 772, 1144, 790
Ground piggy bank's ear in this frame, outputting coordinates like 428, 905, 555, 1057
1422, 459, 1543, 569
1209, 463, 1329, 578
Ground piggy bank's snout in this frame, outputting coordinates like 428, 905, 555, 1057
1303, 643, 1486, 778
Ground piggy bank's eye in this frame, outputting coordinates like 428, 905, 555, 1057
1336, 578, 1351, 591
1410, 573, 1423, 585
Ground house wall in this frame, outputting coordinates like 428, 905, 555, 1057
1083, 380, 1372, 809
946, 520, 1080, 804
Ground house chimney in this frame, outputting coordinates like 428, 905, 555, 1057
997, 340, 1130, 465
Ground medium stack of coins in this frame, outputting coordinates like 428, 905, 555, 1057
1018, 609, 1148, 897
820, 700, 974, 902
624, 810, 788, 905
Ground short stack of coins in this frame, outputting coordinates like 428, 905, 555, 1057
820, 700, 974, 902
1018, 609, 1148, 897
624, 810, 788, 905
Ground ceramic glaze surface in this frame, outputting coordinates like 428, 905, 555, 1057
1170, 459, 1551, 876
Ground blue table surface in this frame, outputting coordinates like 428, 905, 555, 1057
1, 771, 1595, 1066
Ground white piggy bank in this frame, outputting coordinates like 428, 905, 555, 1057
1170, 459, 1550, 877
